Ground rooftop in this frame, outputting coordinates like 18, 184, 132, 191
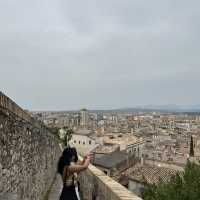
93, 144, 120, 154
129, 164, 178, 184
103, 133, 142, 146
74, 128, 93, 136
93, 150, 128, 168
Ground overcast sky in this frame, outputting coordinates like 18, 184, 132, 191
0, 0, 200, 110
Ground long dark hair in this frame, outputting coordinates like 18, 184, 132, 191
57, 147, 78, 175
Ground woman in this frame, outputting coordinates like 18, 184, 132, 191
57, 147, 90, 200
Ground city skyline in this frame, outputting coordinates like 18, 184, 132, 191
1, 0, 200, 110
2, 90, 200, 112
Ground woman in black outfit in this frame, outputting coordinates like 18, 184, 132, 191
57, 147, 90, 200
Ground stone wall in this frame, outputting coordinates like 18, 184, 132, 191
0, 92, 61, 200
79, 163, 142, 200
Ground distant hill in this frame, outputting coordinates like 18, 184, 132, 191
91, 105, 200, 113
31, 105, 200, 114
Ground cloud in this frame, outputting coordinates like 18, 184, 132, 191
0, 0, 200, 110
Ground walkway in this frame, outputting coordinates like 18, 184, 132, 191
48, 174, 63, 200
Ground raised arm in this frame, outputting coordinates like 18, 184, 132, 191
68, 156, 90, 173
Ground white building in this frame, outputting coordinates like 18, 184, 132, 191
103, 134, 145, 158
69, 129, 99, 156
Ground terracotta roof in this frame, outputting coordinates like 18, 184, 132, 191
129, 164, 178, 184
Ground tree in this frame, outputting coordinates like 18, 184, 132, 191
62, 126, 73, 147
190, 136, 194, 157
142, 161, 200, 200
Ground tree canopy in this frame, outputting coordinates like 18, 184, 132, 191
190, 136, 194, 157
142, 161, 200, 200
62, 127, 73, 147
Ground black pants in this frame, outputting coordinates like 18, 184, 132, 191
59, 185, 78, 200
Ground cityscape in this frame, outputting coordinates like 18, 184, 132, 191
32, 108, 200, 197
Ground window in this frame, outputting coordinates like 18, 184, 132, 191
74, 140, 76, 143
79, 141, 80, 144
83, 142, 85, 145
89, 140, 92, 145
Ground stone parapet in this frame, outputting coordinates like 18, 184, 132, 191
79, 160, 142, 200
0, 91, 31, 122
0, 91, 46, 129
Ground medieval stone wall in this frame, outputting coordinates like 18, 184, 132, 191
0, 92, 61, 200
79, 163, 142, 200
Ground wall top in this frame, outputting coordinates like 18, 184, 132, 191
87, 163, 142, 200
0, 91, 32, 121
74, 149, 142, 200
